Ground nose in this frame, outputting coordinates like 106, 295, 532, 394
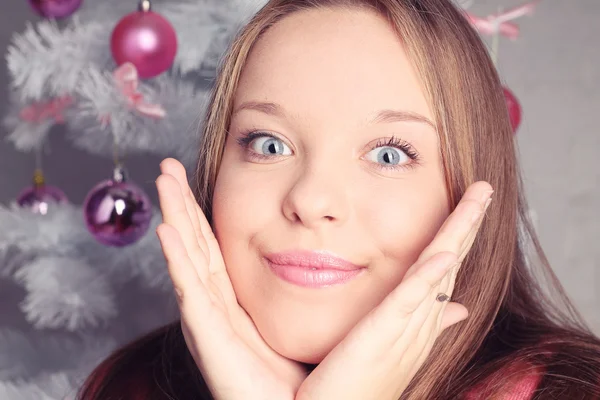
281, 164, 350, 228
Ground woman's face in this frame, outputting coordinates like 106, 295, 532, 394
212, 7, 448, 364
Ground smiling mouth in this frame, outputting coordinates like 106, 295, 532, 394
264, 250, 365, 288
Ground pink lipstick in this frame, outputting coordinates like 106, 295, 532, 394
265, 250, 365, 288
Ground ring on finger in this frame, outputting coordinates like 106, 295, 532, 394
436, 293, 451, 302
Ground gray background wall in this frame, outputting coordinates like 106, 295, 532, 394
0, 0, 598, 344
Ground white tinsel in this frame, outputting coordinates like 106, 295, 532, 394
4, 0, 267, 100
0, 203, 88, 261
0, 330, 37, 381
0, 203, 170, 291
2, 96, 56, 151
6, 19, 110, 102
0, 373, 72, 400
14, 256, 117, 331
0, 329, 115, 379
71, 0, 269, 74
0, 0, 258, 397
69, 69, 206, 166
159, 0, 269, 74
84, 212, 171, 290
0, 329, 118, 399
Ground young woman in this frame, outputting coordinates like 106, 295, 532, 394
77, 0, 600, 398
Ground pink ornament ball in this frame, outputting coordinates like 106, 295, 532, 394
28, 0, 83, 19
110, 10, 178, 79
16, 184, 69, 215
503, 87, 522, 134
83, 179, 152, 247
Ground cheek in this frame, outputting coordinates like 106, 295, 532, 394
211, 149, 283, 257
359, 174, 448, 280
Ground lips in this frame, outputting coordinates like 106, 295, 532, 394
265, 250, 365, 288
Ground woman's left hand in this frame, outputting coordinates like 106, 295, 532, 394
295, 181, 493, 400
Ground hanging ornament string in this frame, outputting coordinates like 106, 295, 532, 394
15, 95, 72, 213
85, 112, 153, 247
15, 139, 70, 215
83, 14, 159, 246
34, 144, 44, 185
111, 61, 166, 172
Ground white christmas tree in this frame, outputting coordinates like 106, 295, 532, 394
0, 0, 266, 398
0, 0, 487, 399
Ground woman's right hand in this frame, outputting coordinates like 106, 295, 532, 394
155, 158, 307, 400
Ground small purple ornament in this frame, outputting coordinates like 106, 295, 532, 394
28, 0, 83, 19
83, 169, 152, 247
16, 184, 69, 215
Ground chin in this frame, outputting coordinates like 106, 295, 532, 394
255, 305, 361, 365
269, 331, 337, 365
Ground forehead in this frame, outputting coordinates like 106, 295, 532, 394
233, 7, 432, 126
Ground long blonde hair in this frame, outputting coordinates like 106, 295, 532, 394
79, 1, 600, 399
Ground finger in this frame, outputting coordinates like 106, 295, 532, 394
362, 252, 457, 352
156, 173, 209, 282
160, 158, 210, 259
158, 160, 223, 272
432, 196, 491, 304
417, 267, 467, 355
390, 252, 458, 316
368, 252, 456, 367
157, 224, 251, 385
156, 223, 210, 311
409, 301, 468, 377
417, 181, 493, 265
439, 302, 468, 332
192, 190, 226, 275
458, 197, 491, 262
407, 255, 469, 372
435, 200, 492, 309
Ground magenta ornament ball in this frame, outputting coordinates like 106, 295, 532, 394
110, 10, 178, 79
17, 184, 69, 215
27, 0, 83, 18
83, 179, 152, 247
503, 87, 522, 134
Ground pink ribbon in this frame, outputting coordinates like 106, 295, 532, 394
19, 95, 74, 124
113, 62, 166, 119
465, 0, 541, 40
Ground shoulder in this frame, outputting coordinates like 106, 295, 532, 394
532, 338, 600, 399
464, 361, 544, 400
76, 322, 207, 400
465, 338, 600, 400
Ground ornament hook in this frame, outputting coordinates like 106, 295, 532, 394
138, 0, 151, 12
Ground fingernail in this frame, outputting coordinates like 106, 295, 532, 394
481, 189, 494, 205
483, 197, 492, 212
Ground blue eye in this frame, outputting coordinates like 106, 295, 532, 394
365, 146, 409, 166
250, 136, 292, 156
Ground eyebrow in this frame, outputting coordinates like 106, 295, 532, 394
371, 109, 435, 128
232, 101, 436, 129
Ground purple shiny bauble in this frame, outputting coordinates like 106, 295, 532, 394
16, 185, 69, 215
28, 0, 83, 19
110, 10, 178, 79
83, 179, 152, 247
